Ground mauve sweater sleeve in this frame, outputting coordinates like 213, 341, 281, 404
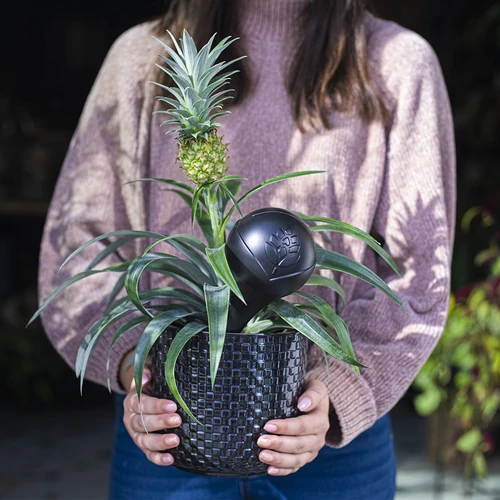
37, 27, 152, 395
306, 32, 456, 448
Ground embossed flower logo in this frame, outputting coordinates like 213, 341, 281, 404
264, 227, 301, 275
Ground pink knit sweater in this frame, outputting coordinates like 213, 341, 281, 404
38, 0, 456, 448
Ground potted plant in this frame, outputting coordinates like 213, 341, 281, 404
412, 207, 500, 490
29, 30, 405, 477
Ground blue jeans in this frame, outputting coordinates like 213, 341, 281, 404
109, 395, 397, 499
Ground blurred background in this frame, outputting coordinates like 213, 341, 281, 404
1, 0, 499, 499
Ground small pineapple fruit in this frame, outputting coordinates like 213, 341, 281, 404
152, 29, 244, 185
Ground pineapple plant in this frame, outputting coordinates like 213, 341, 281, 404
29, 30, 406, 476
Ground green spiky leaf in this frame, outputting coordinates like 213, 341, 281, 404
204, 284, 230, 386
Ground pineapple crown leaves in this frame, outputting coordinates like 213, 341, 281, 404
150, 29, 246, 141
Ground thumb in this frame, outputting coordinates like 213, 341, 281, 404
297, 379, 328, 412
130, 368, 152, 391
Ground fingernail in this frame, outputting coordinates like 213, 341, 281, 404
164, 403, 177, 412
258, 436, 271, 447
298, 397, 311, 411
162, 455, 173, 464
264, 423, 277, 432
142, 373, 150, 385
168, 415, 182, 425
260, 452, 273, 462
165, 435, 179, 446
268, 467, 279, 475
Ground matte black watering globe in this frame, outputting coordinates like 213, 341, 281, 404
225, 207, 317, 332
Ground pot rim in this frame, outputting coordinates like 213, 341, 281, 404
169, 326, 300, 337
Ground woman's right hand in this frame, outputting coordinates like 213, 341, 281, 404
122, 365, 182, 466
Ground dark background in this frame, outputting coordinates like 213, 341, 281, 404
1, 0, 499, 419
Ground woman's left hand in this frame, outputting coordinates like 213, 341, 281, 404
257, 379, 331, 476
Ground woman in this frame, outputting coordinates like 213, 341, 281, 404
38, 0, 456, 498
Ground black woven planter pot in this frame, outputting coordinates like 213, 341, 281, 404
150, 328, 308, 477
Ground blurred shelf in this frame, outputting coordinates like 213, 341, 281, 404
0, 200, 49, 216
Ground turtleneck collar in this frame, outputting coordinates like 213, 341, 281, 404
237, 0, 311, 43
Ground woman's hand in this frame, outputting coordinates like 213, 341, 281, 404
257, 379, 331, 476
120, 351, 182, 466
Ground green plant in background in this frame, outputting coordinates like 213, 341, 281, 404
28, 30, 405, 420
413, 207, 500, 483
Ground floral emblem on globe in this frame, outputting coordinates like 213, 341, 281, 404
265, 227, 301, 275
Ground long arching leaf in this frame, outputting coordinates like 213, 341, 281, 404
106, 315, 150, 391
222, 170, 326, 229
76, 297, 146, 392
164, 321, 207, 423
304, 273, 346, 305
125, 253, 167, 319
303, 217, 401, 276
268, 299, 366, 368
147, 252, 212, 291
104, 274, 127, 314
59, 230, 165, 270
315, 248, 406, 312
133, 309, 195, 402
27, 261, 129, 327
293, 291, 360, 375
142, 234, 217, 285
124, 177, 195, 193
85, 235, 137, 270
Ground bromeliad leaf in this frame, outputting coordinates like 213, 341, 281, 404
293, 291, 360, 375
124, 177, 195, 193
222, 170, 326, 227
268, 299, 367, 369
316, 248, 406, 312
104, 274, 127, 314
27, 261, 129, 327
139, 287, 205, 310
192, 184, 207, 233
141, 234, 217, 285
220, 182, 243, 221
106, 315, 150, 392
164, 321, 207, 423
125, 253, 167, 319
76, 297, 144, 393
242, 320, 274, 334
133, 309, 196, 402
205, 244, 246, 304
86, 235, 137, 270
147, 252, 213, 293
204, 284, 230, 386
303, 216, 401, 276
304, 273, 346, 305
59, 230, 164, 270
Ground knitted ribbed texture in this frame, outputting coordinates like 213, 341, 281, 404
37, 1, 456, 449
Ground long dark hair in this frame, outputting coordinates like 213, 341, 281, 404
154, 0, 388, 131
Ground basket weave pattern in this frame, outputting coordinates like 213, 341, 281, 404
150, 329, 308, 477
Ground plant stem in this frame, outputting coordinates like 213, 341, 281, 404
204, 185, 224, 248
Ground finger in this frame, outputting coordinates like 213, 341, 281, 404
259, 449, 312, 470
297, 379, 328, 412
129, 412, 182, 433
267, 466, 300, 476
257, 433, 322, 454
136, 432, 180, 452
264, 413, 326, 436
128, 392, 177, 415
144, 451, 175, 466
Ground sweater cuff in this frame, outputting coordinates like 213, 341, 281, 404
86, 322, 143, 395
306, 357, 378, 448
